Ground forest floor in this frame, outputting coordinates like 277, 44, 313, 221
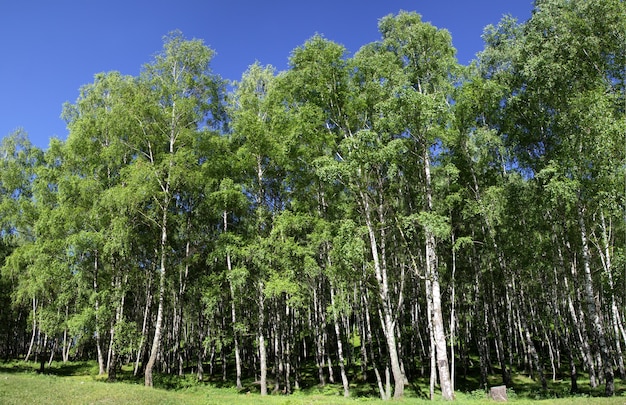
0, 360, 625, 404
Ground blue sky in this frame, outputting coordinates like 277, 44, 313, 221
1, 1, 533, 150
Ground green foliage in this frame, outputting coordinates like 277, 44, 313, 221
348, 329, 361, 349
111, 320, 140, 356
416, 211, 451, 240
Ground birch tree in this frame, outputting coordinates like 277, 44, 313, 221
122, 31, 224, 387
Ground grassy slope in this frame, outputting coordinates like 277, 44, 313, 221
1, 361, 625, 405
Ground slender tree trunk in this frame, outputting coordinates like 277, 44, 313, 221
224, 209, 243, 389
313, 283, 326, 386
272, 302, 283, 394
38, 333, 47, 373
172, 239, 189, 377
561, 236, 597, 387
144, 271, 165, 387
25, 297, 37, 362
544, 326, 556, 382
134, 267, 153, 376
523, 318, 547, 390
230, 281, 242, 389
93, 252, 105, 376
108, 271, 127, 382
475, 273, 489, 390
490, 284, 512, 386
425, 269, 439, 398
450, 232, 456, 393
360, 189, 405, 398
363, 283, 387, 400
578, 203, 614, 396
62, 305, 70, 363
424, 150, 453, 400
569, 349, 579, 393
428, 244, 453, 400
599, 212, 626, 379
326, 352, 335, 383
221, 332, 227, 382
258, 281, 268, 396
359, 297, 369, 382
144, 109, 177, 387
330, 286, 350, 397
285, 302, 293, 394
610, 292, 626, 379
469, 158, 515, 388
145, 210, 169, 387
196, 321, 205, 382
47, 337, 57, 366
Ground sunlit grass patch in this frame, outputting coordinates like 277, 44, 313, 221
1, 360, 625, 404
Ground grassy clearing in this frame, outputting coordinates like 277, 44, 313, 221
1, 361, 625, 404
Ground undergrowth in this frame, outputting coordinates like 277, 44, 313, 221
1, 359, 625, 404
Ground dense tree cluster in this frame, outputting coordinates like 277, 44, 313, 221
0, 0, 624, 399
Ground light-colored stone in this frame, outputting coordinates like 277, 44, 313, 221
490, 385, 507, 402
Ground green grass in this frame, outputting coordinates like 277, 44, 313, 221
1, 360, 625, 404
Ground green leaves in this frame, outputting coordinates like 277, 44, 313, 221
416, 211, 451, 240
0, 133, 40, 244
379, 11, 457, 92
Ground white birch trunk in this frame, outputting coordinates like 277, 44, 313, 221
424, 150, 453, 400
578, 203, 614, 396
258, 281, 268, 396
360, 189, 405, 398
93, 253, 105, 376
330, 286, 350, 397
144, 207, 169, 387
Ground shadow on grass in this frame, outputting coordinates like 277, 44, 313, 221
509, 374, 626, 400
3, 357, 624, 401
0, 360, 98, 377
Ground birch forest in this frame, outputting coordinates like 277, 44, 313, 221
0, 0, 624, 400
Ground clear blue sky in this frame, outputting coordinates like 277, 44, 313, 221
1, 0, 533, 150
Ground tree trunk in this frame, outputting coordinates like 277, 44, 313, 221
47, 337, 57, 367
144, 106, 177, 387
313, 283, 326, 386
272, 303, 283, 394
424, 150, 453, 400
225, 224, 243, 388
230, 281, 242, 389
62, 305, 70, 363
359, 310, 369, 382
134, 267, 153, 376
196, 313, 205, 382
360, 189, 405, 398
450, 233, 456, 393
107, 270, 125, 382
561, 237, 598, 387
145, 211, 169, 387
428, 243, 453, 400
93, 252, 105, 376
172, 239, 189, 377
144, 270, 165, 387
490, 284, 512, 386
330, 286, 350, 397
429, 295, 437, 399
258, 281, 268, 396
578, 203, 614, 396
523, 318, 546, 390
363, 284, 387, 400
25, 297, 37, 363
599, 211, 626, 379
